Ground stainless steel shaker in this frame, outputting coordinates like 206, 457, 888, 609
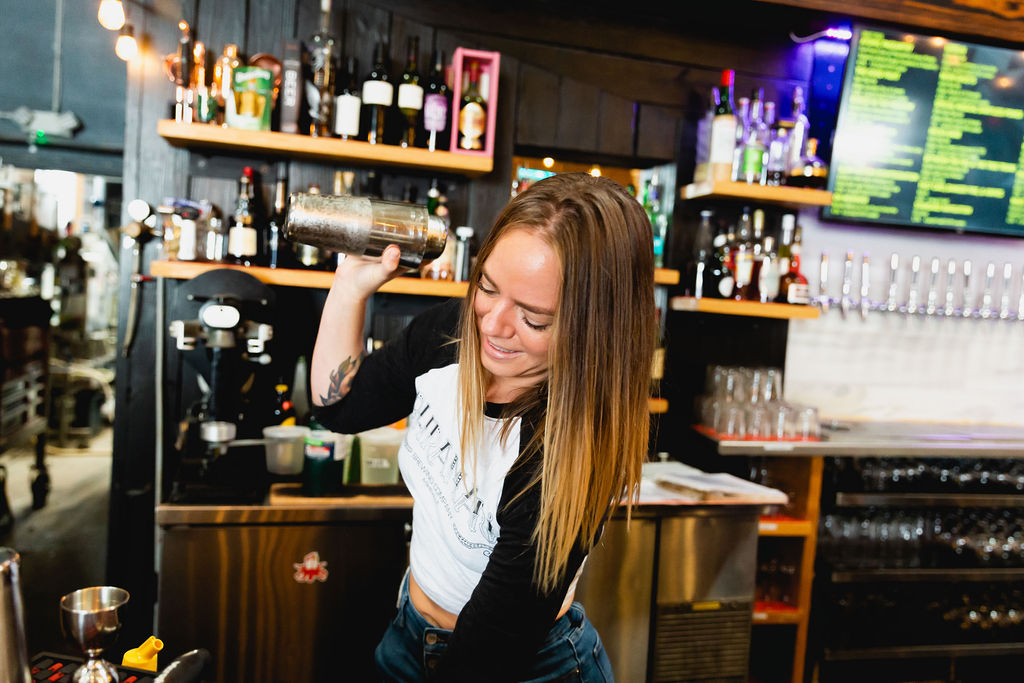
0, 549, 31, 683
284, 194, 448, 269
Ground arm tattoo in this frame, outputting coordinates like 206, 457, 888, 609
319, 355, 363, 405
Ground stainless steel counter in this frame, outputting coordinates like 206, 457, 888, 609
708, 421, 1024, 458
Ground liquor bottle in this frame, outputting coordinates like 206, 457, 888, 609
266, 162, 289, 269
644, 177, 669, 269
764, 107, 789, 187
227, 166, 260, 266
786, 86, 810, 183
362, 42, 393, 145
746, 208, 766, 301
458, 60, 487, 150
333, 56, 360, 139
421, 180, 454, 280
739, 89, 768, 184
730, 96, 750, 182
758, 235, 781, 303
422, 49, 451, 151
397, 36, 423, 148
689, 209, 715, 298
732, 207, 755, 301
708, 69, 737, 182
776, 213, 795, 277
708, 221, 731, 299
777, 217, 810, 304
212, 44, 241, 126
788, 137, 828, 189
307, 0, 336, 137
720, 221, 737, 298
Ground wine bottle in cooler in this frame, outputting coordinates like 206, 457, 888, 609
333, 56, 360, 140
362, 42, 393, 145
458, 60, 486, 150
397, 36, 423, 148
306, 0, 336, 137
422, 50, 451, 151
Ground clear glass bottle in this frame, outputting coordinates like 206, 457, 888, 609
307, 0, 337, 137
786, 86, 811, 182
732, 207, 755, 300
212, 44, 241, 126
730, 96, 751, 182
739, 89, 767, 184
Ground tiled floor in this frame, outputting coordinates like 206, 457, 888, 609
0, 428, 110, 657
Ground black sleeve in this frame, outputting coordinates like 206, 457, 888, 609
312, 298, 460, 434
435, 433, 590, 682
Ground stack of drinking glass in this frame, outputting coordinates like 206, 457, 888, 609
694, 365, 820, 441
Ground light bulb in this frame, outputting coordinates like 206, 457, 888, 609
115, 25, 138, 62
98, 0, 125, 30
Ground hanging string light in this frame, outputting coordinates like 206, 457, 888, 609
97, 0, 126, 30
115, 24, 138, 61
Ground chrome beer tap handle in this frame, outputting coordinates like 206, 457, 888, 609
818, 251, 830, 313
925, 257, 940, 316
860, 253, 871, 320
906, 255, 921, 315
962, 260, 974, 318
943, 259, 957, 317
886, 253, 900, 313
979, 262, 996, 319
1000, 263, 1013, 320
840, 251, 854, 319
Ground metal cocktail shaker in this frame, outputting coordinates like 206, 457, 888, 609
0, 549, 30, 683
284, 194, 448, 269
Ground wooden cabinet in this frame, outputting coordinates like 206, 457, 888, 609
669, 182, 830, 683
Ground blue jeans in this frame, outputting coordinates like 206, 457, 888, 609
374, 572, 614, 682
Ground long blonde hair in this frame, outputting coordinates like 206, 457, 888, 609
456, 173, 655, 592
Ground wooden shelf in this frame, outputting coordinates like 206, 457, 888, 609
157, 120, 493, 177
758, 517, 814, 537
681, 180, 832, 207
752, 604, 803, 625
669, 296, 820, 319
654, 268, 679, 286
152, 261, 679, 295
150, 260, 469, 296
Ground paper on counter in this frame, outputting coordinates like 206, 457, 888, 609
637, 461, 788, 506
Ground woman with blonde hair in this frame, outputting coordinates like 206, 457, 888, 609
311, 172, 655, 682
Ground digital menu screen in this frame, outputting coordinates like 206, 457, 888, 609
824, 26, 1024, 237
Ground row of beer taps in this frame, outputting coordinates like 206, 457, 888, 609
816, 251, 1024, 321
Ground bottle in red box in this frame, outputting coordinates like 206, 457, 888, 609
457, 61, 486, 150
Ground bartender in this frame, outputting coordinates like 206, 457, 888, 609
310, 172, 655, 682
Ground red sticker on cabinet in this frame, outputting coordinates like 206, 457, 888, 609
293, 551, 329, 583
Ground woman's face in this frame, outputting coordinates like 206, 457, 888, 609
473, 228, 560, 398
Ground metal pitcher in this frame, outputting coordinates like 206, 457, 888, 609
0, 549, 31, 683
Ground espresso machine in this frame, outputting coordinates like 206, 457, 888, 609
166, 269, 278, 502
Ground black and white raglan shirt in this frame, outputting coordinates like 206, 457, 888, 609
313, 298, 589, 682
